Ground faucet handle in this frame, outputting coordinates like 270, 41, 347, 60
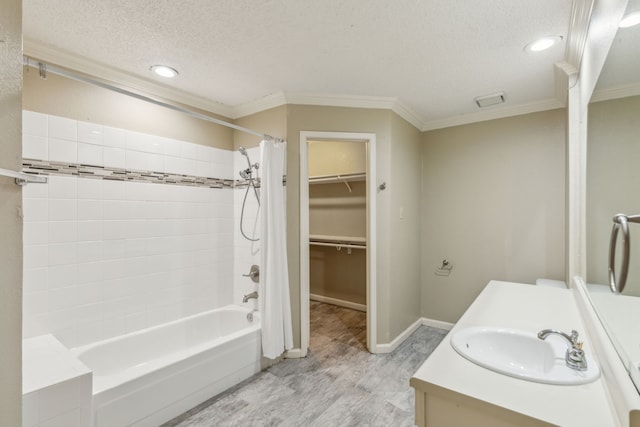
570, 330, 579, 344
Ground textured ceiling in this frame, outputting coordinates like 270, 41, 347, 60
595, 0, 640, 96
23, 0, 574, 126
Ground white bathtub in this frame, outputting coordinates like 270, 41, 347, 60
71, 305, 261, 427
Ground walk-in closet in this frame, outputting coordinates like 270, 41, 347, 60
307, 139, 368, 348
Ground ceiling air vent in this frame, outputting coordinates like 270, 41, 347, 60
474, 92, 505, 108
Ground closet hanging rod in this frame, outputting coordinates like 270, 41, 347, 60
23, 56, 285, 142
309, 241, 367, 250
0, 167, 48, 186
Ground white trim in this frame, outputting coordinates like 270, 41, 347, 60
24, 40, 235, 119
375, 318, 424, 354
300, 131, 377, 355
231, 92, 288, 118
422, 318, 454, 331
284, 348, 304, 359
564, 0, 595, 71
374, 317, 454, 354
591, 82, 640, 103
310, 294, 367, 312
421, 98, 564, 131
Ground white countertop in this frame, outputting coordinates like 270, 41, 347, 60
411, 280, 618, 426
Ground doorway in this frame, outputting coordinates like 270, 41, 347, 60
299, 131, 377, 355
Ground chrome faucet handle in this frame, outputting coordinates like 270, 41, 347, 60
242, 264, 260, 283
538, 328, 588, 371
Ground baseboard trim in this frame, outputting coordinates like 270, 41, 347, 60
421, 317, 454, 331
374, 317, 454, 354
284, 348, 305, 359
374, 318, 424, 354
310, 294, 367, 312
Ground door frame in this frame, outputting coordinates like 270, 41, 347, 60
299, 131, 377, 355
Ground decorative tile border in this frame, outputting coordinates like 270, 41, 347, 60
22, 158, 235, 189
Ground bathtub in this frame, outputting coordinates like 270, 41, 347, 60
71, 305, 261, 427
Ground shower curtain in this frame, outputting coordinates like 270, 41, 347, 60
259, 138, 293, 359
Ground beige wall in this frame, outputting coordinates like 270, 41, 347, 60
421, 109, 566, 323
310, 247, 367, 305
389, 113, 423, 339
23, 72, 234, 149
307, 139, 367, 177
0, 0, 23, 424
233, 105, 288, 150
287, 105, 394, 344
587, 96, 640, 293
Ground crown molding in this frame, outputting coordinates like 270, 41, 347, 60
565, 0, 595, 70
230, 92, 288, 119
23, 39, 235, 119
232, 91, 425, 130
421, 98, 564, 131
591, 82, 640, 103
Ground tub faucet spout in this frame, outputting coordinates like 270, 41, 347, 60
243, 291, 258, 303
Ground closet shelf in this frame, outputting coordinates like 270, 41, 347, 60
310, 234, 366, 244
308, 172, 366, 185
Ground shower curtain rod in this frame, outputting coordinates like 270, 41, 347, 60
23, 56, 283, 141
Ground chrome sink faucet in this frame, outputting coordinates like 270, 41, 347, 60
537, 329, 588, 371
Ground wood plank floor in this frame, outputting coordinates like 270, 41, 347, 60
163, 301, 447, 426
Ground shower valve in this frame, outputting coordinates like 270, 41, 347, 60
243, 265, 260, 283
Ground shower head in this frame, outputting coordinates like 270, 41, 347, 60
239, 146, 247, 156
238, 146, 252, 171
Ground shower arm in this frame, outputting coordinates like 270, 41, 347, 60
608, 214, 640, 294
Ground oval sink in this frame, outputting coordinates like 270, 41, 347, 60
450, 327, 600, 385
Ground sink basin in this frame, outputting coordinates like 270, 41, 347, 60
450, 327, 600, 385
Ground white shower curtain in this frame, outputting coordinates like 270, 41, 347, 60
259, 138, 293, 359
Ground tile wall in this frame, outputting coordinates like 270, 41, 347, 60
21, 111, 244, 348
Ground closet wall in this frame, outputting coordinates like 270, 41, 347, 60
308, 140, 367, 310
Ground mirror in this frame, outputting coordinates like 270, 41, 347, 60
586, 0, 640, 390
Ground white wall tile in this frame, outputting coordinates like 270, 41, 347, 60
48, 265, 78, 289
22, 112, 237, 348
103, 147, 126, 169
24, 245, 48, 269
77, 221, 103, 241
48, 221, 78, 244
24, 222, 48, 245
148, 153, 165, 173
164, 138, 182, 157
78, 142, 104, 166
23, 110, 48, 137
48, 116, 77, 142
49, 199, 77, 221
48, 243, 78, 266
103, 126, 126, 148
77, 121, 104, 145
23, 181, 48, 199
126, 149, 148, 171
23, 134, 48, 160
48, 176, 77, 199
181, 142, 198, 160
182, 158, 198, 176
165, 156, 182, 175
77, 179, 103, 200
24, 268, 48, 292
77, 200, 103, 220
49, 138, 78, 163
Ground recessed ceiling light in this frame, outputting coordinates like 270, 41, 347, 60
150, 65, 178, 78
620, 11, 640, 28
524, 36, 562, 53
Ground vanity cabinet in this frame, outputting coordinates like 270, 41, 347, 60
410, 281, 617, 427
